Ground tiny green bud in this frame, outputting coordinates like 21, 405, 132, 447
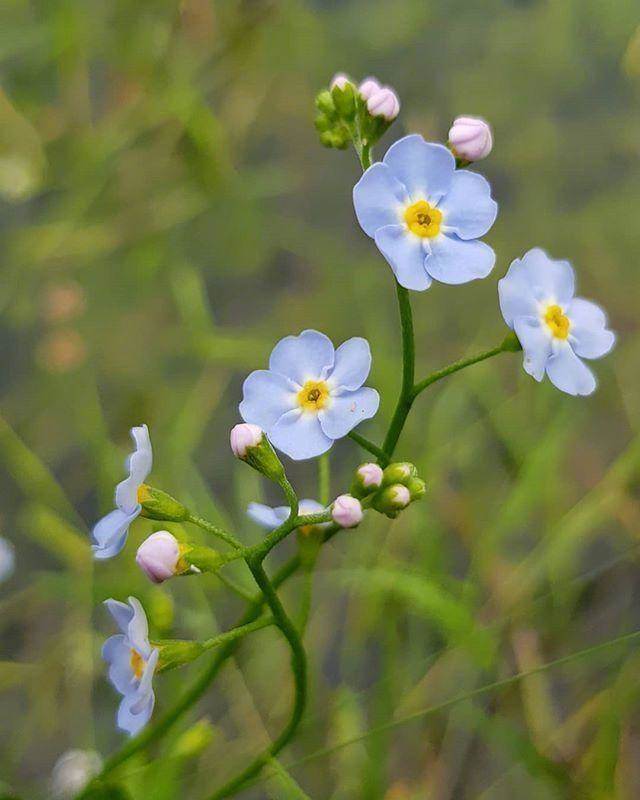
382, 462, 417, 487
373, 483, 411, 519
314, 114, 332, 133
315, 90, 336, 117
138, 485, 189, 521
155, 639, 205, 672
407, 477, 426, 501
331, 82, 356, 121
230, 423, 285, 483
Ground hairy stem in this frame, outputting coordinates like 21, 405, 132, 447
187, 512, 244, 550
347, 430, 389, 464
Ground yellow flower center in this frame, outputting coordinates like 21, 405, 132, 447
297, 380, 330, 412
137, 483, 151, 504
130, 648, 145, 680
544, 304, 570, 340
404, 200, 442, 238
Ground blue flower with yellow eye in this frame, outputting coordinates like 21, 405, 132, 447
240, 330, 379, 460
102, 596, 158, 736
353, 134, 497, 291
499, 248, 615, 396
92, 425, 152, 560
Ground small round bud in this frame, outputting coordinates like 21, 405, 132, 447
388, 484, 411, 508
136, 531, 181, 584
358, 77, 382, 101
230, 423, 263, 458
358, 462, 383, 488
51, 750, 102, 799
382, 462, 417, 487
331, 494, 363, 528
366, 87, 400, 121
448, 116, 493, 162
330, 72, 352, 91
407, 477, 426, 501
373, 483, 411, 518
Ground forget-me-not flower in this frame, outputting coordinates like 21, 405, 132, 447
248, 498, 329, 535
92, 425, 152, 560
102, 596, 158, 736
353, 134, 497, 291
240, 330, 379, 460
498, 248, 615, 396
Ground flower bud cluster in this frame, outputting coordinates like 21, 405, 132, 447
351, 461, 426, 519
315, 73, 400, 151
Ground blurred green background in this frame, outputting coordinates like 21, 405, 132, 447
1, 0, 639, 797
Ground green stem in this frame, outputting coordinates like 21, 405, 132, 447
187, 512, 244, 550
318, 452, 330, 506
380, 282, 416, 461
411, 341, 510, 399
347, 431, 389, 465
208, 560, 307, 800
201, 615, 274, 650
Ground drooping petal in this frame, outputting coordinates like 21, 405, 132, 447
318, 387, 380, 439
567, 298, 616, 359
514, 316, 552, 382
115, 425, 153, 514
92, 508, 139, 560
268, 330, 335, 385
239, 370, 298, 430
104, 599, 134, 634
102, 634, 135, 695
353, 163, 408, 237
383, 135, 455, 203
374, 225, 432, 291
247, 502, 289, 530
127, 597, 152, 660
518, 248, 575, 304
438, 170, 497, 240
425, 235, 495, 285
545, 343, 596, 396
117, 684, 155, 736
269, 408, 333, 460
328, 338, 372, 391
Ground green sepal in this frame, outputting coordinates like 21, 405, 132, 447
180, 544, 228, 574
372, 484, 410, 519
138, 485, 189, 521
501, 330, 523, 352
382, 462, 417, 488
331, 82, 357, 121
407, 477, 426, 501
155, 639, 205, 672
242, 434, 286, 483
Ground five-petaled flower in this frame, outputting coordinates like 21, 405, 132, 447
92, 425, 152, 560
102, 596, 158, 736
499, 248, 615, 396
239, 330, 379, 460
353, 134, 497, 291
248, 498, 329, 536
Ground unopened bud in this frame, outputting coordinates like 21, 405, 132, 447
358, 77, 382, 100
230, 423, 285, 483
330, 72, 352, 91
136, 531, 183, 584
373, 484, 411, 518
448, 116, 493, 162
331, 495, 363, 528
366, 87, 400, 121
407, 477, 426, 501
156, 639, 205, 672
382, 462, 417, 487
351, 462, 383, 498
315, 90, 336, 117
138, 484, 189, 522
230, 422, 263, 458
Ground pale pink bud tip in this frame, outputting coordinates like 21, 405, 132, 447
357, 462, 383, 488
332, 495, 363, 529
330, 73, 351, 91
358, 77, 382, 100
366, 87, 400, 121
136, 531, 180, 584
390, 484, 411, 508
448, 115, 493, 161
230, 423, 263, 458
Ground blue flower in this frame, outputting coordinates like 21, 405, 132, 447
353, 134, 497, 291
92, 425, 152, 560
499, 248, 615, 396
248, 498, 329, 535
240, 330, 379, 460
102, 596, 158, 736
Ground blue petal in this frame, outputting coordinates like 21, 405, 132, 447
299, 499, 326, 516
514, 317, 551, 382
318, 387, 380, 439
425, 235, 495, 285
545, 343, 596, 396
567, 298, 615, 359
115, 425, 153, 514
383, 135, 455, 203
269, 408, 333, 460
498, 258, 541, 328
126, 597, 152, 660
328, 338, 372, 391
117, 686, 155, 737
439, 170, 497, 240
92, 508, 139, 560
102, 634, 135, 695
516, 249, 575, 305
104, 598, 134, 634
247, 502, 289, 530
353, 163, 408, 237
239, 370, 298, 430
268, 330, 335, 385
374, 225, 432, 291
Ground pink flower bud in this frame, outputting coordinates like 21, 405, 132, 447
389, 484, 411, 508
358, 77, 382, 101
230, 423, 263, 458
330, 73, 352, 91
136, 531, 180, 584
331, 494, 363, 528
448, 116, 493, 161
357, 463, 383, 488
366, 87, 400, 121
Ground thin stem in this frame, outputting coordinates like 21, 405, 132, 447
347, 431, 388, 465
318, 452, 330, 506
207, 560, 307, 800
411, 342, 508, 399
187, 512, 244, 550
380, 282, 416, 461
201, 615, 274, 650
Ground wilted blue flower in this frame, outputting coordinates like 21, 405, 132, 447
353, 134, 497, 290
248, 498, 328, 535
102, 596, 158, 736
0, 537, 15, 583
499, 248, 615, 396
240, 330, 379, 460
92, 425, 152, 560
